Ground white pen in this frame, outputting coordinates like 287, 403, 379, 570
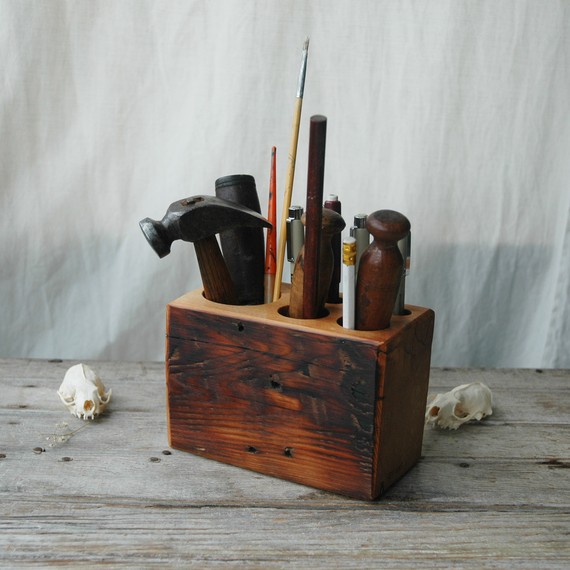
342, 236, 357, 329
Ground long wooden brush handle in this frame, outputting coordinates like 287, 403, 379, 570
273, 39, 309, 302
273, 98, 303, 302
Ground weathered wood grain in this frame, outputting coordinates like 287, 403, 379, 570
1, 359, 569, 568
166, 290, 434, 499
3, 501, 569, 569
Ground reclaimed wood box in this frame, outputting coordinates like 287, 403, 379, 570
166, 285, 434, 501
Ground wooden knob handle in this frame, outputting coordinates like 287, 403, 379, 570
366, 210, 410, 245
356, 210, 410, 330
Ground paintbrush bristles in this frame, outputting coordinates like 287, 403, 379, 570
297, 38, 309, 98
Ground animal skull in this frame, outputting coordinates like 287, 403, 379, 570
57, 363, 111, 420
425, 382, 493, 430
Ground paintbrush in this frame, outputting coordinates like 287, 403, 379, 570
273, 37, 309, 302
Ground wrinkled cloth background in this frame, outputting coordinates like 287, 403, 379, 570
1, 1, 569, 367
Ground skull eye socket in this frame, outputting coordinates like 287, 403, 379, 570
83, 400, 94, 411
453, 403, 469, 418
428, 406, 440, 417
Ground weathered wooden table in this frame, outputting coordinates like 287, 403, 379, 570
1, 358, 569, 568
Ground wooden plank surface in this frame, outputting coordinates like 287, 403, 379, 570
1, 358, 569, 568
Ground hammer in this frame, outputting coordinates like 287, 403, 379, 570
139, 195, 271, 305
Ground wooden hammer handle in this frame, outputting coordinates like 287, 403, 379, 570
194, 236, 239, 305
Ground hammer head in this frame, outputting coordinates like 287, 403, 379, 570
139, 195, 271, 258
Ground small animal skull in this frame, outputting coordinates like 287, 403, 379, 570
57, 363, 111, 420
425, 382, 492, 430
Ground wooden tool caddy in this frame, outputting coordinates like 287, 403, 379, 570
166, 285, 434, 500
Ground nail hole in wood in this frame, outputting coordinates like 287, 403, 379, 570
284, 447, 294, 458
236, 322, 245, 332
246, 446, 258, 454
270, 379, 282, 391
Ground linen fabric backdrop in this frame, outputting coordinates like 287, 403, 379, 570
1, 0, 569, 368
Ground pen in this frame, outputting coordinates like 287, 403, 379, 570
286, 206, 304, 281
350, 214, 370, 274
342, 236, 356, 329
